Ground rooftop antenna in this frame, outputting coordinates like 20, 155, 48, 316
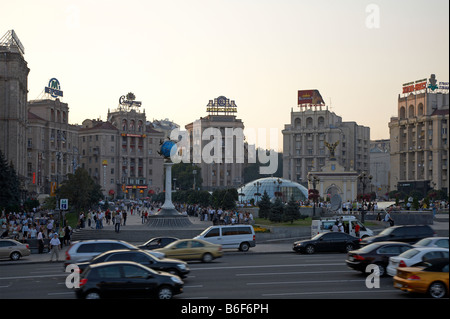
0, 30, 25, 55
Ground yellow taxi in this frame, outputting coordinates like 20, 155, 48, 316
393, 258, 449, 298
154, 239, 222, 263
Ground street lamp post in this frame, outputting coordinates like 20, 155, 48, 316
308, 174, 320, 217
358, 171, 372, 223
253, 181, 261, 204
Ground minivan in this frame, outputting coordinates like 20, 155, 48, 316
194, 225, 256, 252
361, 225, 436, 246
311, 216, 373, 238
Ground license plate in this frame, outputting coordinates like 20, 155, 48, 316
349, 256, 354, 261
394, 282, 403, 288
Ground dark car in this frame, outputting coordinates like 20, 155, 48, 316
75, 249, 190, 278
346, 241, 413, 276
75, 261, 184, 299
293, 232, 360, 254
138, 237, 179, 250
361, 225, 436, 246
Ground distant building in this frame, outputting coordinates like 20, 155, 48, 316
27, 98, 80, 196
369, 139, 390, 198
185, 96, 245, 191
389, 74, 449, 196
282, 102, 370, 193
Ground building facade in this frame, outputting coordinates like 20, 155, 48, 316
26, 98, 80, 197
185, 96, 245, 191
389, 75, 449, 196
369, 139, 390, 198
0, 30, 29, 179
282, 105, 370, 192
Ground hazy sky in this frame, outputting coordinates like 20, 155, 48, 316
1, 0, 449, 151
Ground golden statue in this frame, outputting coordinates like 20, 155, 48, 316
324, 140, 339, 159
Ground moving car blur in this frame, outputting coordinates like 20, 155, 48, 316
154, 239, 223, 262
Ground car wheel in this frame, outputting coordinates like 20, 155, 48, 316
428, 281, 447, 299
375, 263, 386, 277
10, 252, 21, 261
202, 253, 213, 263
158, 286, 173, 299
344, 244, 354, 253
239, 242, 250, 252
85, 290, 101, 299
305, 245, 315, 254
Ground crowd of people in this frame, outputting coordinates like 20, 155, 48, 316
0, 209, 72, 255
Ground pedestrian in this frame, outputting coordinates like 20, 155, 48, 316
122, 210, 127, 226
64, 225, 71, 246
354, 223, 360, 238
49, 233, 61, 262
114, 212, 122, 233
332, 222, 339, 232
37, 228, 45, 254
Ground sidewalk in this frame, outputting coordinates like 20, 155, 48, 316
2, 212, 447, 265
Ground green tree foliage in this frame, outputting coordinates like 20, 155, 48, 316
258, 191, 271, 219
212, 188, 238, 210
0, 150, 21, 211
269, 197, 284, 222
57, 168, 103, 214
172, 163, 202, 190
284, 196, 301, 224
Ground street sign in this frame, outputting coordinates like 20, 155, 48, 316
60, 199, 68, 210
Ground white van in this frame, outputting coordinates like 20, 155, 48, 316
311, 216, 373, 239
195, 225, 256, 252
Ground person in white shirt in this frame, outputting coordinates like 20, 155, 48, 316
49, 233, 61, 262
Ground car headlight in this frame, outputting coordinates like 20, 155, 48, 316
171, 276, 183, 284
177, 263, 186, 270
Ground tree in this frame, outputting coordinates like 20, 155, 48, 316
269, 197, 284, 223
172, 163, 202, 190
0, 150, 21, 211
284, 196, 301, 224
57, 168, 103, 214
258, 191, 271, 219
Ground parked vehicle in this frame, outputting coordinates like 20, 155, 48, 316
64, 239, 164, 266
75, 261, 184, 299
387, 247, 449, 276
361, 225, 436, 246
195, 225, 256, 252
293, 232, 360, 254
414, 237, 449, 249
346, 241, 413, 276
75, 249, 190, 277
311, 216, 373, 238
394, 258, 449, 298
137, 237, 179, 250
154, 239, 222, 262
0, 239, 30, 261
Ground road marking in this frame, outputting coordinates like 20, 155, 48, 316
247, 279, 365, 286
262, 289, 394, 297
0, 274, 66, 280
189, 263, 343, 271
236, 270, 350, 276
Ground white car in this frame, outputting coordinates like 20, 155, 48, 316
413, 237, 449, 249
386, 247, 449, 276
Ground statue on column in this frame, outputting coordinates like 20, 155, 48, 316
324, 140, 339, 160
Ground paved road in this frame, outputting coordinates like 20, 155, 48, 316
0, 252, 415, 300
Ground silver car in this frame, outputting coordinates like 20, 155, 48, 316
64, 239, 164, 266
0, 239, 31, 261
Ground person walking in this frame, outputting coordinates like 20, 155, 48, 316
49, 233, 61, 262
37, 228, 45, 254
114, 212, 122, 233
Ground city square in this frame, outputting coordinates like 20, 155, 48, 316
0, 0, 448, 311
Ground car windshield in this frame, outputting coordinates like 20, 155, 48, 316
358, 243, 382, 253
415, 238, 432, 246
398, 248, 419, 259
378, 227, 395, 236
198, 227, 213, 237
311, 233, 326, 240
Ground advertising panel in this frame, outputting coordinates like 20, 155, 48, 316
298, 90, 325, 106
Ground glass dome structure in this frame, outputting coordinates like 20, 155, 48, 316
238, 177, 308, 203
